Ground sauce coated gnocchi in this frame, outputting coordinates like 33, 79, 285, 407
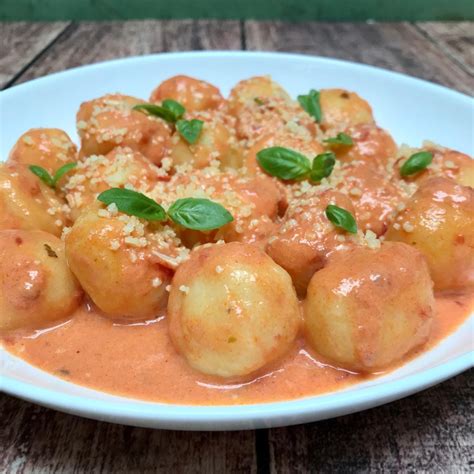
1, 74, 472, 405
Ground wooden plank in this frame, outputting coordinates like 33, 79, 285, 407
0, 394, 257, 473
245, 21, 473, 94
268, 371, 473, 472
12, 20, 242, 86
0, 21, 69, 88
161, 20, 242, 51
417, 22, 474, 75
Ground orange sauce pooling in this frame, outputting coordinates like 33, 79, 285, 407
2, 292, 472, 405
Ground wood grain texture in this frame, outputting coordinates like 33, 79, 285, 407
0, 393, 257, 473
1, 371, 472, 473
268, 370, 474, 473
245, 21, 473, 94
11, 20, 242, 86
417, 22, 474, 76
0, 21, 69, 88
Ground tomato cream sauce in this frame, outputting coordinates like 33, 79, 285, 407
2, 292, 472, 405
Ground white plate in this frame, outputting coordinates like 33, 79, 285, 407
0, 52, 473, 431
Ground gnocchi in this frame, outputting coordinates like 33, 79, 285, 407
168, 242, 300, 378
76, 93, 172, 164
304, 242, 434, 371
9, 128, 77, 173
0, 229, 82, 331
385, 177, 474, 290
0, 162, 69, 236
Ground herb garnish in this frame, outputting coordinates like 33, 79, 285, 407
168, 198, 233, 230
298, 89, 322, 123
176, 119, 204, 144
325, 204, 357, 234
400, 151, 433, 177
133, 99, 185, 123
97, 189, 233, 231
98, 188, 167, 221
134, 100, 203, 144
310, 152, 336, 182
256, 147, 336, 183
29, 162, 77, 189
257, 147, 311, 181
324, 132, 353, 146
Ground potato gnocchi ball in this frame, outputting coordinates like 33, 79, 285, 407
228, 76, 317, 144
320, 88, 374, 132
395, 144, 474, 188
385, 177, 474, 290
169, 110, 242, 169
228, 76, 291, 115
8, 128, 77, 173
428, 147, 474, 188
332, 124, 397, 166
0, 230, 82, 331
267, 189, 356, 296
150, 75, 224, 112
63, 147, 162, 220
245, 131, 324, 175
304, 242, 434, 372
336, 159, 405, 236
65, 207, 180, 320
158, 169, 286, 247
168, 242, 300, 378
0, 162, 69, 236
76, 93, 172, 164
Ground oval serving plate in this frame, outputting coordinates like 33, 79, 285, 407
0, 52, 473, 431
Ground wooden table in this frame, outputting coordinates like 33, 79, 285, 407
1, 20, 473, 473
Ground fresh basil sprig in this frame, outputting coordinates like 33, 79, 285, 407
176, 119, 204, 144
97, 189, 233, 231
325, 204, 357, 234
256, 147, 337, 183
298, 89, 322, 123
310, 152, 336, 182
324, 132, 353, 146
162, 99, 185, 119
400, 151, 433, 177
29, 162, 77, 189
168, 198, 233, 230
98, 188, 167, 221
133, 99, 185, 123
257, 147, 311, 181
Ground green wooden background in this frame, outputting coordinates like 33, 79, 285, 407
1, 0, 473, 21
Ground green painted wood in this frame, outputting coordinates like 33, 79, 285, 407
1, 0, 473, 21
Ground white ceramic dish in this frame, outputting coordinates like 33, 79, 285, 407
0, 52, 473, 431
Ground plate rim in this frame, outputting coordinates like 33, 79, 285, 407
0, 50, 473, 430
1, 50, 472, 102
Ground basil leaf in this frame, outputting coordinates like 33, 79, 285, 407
310, 152, 336, 182
400, 151, 433, 177
29, 165, 54, 188
162, 99, 185, 120
254, 97, 264, 106
97, 188, 166, 221
325, 204, 357, 234
176, 119, 204, 144
256, 147, 311, 181
52, 162, 77, 186
168, 198, 233, 231
297, 89, 322, 123
324, 132, 353, 146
